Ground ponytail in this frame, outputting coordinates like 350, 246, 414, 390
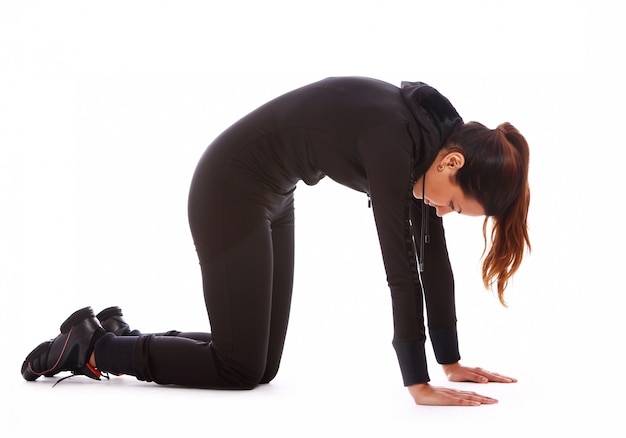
446, 122, 531, 306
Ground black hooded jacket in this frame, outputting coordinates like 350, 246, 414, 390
210, 77, 463, 385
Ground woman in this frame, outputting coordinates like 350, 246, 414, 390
21, 77, 530, 406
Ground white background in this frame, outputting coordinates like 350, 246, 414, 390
1, 0, 624, 436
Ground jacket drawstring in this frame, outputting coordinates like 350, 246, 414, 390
418, 176, 430, 272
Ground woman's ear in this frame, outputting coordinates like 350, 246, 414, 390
442, 152, 465, 170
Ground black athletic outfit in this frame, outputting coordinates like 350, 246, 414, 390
95, 77, 464, 388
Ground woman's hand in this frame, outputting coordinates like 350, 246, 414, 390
408, 383, 498, 406
407, 363, 516, 406
442, 362, 517, 384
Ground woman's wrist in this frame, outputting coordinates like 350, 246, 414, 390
441, 362, 460, 375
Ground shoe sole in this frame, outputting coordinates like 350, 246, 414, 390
95, 306, 123, 323
60, 307, 95, 333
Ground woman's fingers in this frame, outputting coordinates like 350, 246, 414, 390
471, 368, 517, 383
439, 387, 498, 406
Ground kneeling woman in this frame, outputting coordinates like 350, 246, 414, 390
22, 77, 530, 406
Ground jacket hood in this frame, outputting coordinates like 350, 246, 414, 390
400, 81, 463, 178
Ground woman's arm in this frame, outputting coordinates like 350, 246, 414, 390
410, 200, 461, 364
409, 201, 516, 406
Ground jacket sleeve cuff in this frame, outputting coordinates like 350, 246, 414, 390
392, 340, 430, 386
428, 326, 461, 364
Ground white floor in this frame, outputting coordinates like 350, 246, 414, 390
4, 365, 615, 437
3, 175, 623, 437
1, 1, 624, 437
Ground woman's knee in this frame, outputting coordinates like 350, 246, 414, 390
214, 352, 267, 389
258, 361, 282, 385
223, 366, 265, 389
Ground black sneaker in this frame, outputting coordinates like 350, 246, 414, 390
96, 306, 140, 336
21, 306, 106, 381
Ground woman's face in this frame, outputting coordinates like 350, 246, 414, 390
413, 151, 485, 217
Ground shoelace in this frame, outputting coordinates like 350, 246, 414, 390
52, 370, 110, 387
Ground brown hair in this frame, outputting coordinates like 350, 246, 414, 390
445, 121, 531, 306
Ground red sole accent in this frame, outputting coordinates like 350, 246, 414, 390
86, 362, 101, 379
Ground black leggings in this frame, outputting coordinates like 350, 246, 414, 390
95, 140, 297, 389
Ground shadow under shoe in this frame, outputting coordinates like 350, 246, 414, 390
21, 307, 106, 381
96, 306, 141, 336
